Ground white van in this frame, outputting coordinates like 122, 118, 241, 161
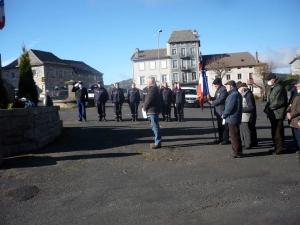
181, 87, 199, 107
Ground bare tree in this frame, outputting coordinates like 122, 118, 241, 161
205, 54, 230, 80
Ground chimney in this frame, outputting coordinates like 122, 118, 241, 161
255, 51, 258, 63
193, 29, 198, 38
134, 48, 139, 59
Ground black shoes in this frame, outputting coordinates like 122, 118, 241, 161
273, 149, 284, 155
229, 152, 243, 158
150, 143, 162, 149
213, 140, 222, 144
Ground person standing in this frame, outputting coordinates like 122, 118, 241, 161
172, 82, 178, 121
72, 81, 89, 122
142, 76, 162, 149
237, 82, 257, 149
111, 82, 125, 122
160, 82, 173, 122
174, 83, 185, 122
208, 78, 229, 144
287, 80, 300, 155
128, 83, 140, 121
90, 81, 109, 121
264, 73, 287, 155
222, 80, 243, 158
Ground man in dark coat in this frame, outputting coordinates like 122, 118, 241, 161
264, 73, 287, 155
90, 81, 109, 121
172, 82, 178, 120
72, 81, 89, 122
174, 83, 186, 122
223, 80, 243, 158
160, 82, 173, 122
143, 76, 162, 149
111, 82, 125, 122
128, 83, 140, 121
208, 78, 229, 144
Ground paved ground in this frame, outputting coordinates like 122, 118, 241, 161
0, 101, 300, 225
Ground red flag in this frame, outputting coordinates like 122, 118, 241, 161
0, 0, 5, 30
199, 60, 203, 71
197, 72, 204, 110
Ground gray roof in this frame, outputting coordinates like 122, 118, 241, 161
131, 48, 171, 61
3, 49, 102, 75
167, 30, 199, 43
203, 52, 258, 69
289, 55, 300, 64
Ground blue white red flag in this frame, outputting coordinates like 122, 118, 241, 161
197, 71, 210, 110
0, 0, 5, 30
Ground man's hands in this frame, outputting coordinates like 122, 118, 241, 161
287, 112, 291, 120
74, 83, 79, 87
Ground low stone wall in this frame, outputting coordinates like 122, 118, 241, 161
0, 106, 63, 158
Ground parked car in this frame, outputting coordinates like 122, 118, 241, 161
87, 89, 94, 99
181, 87, 199, 107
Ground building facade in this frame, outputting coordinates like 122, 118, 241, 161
2, 49, 103, 99
290, 54, 300, 75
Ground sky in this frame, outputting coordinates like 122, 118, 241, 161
1, 0, 300, 85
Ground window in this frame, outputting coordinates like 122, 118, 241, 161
150, 61, 156, 70
161, 60, 167, 69
238, 74, 242, 79
172, 49, 177, 55
172, 60, 178, 68
181, 48, 186, 56
190, 47, 195, 54
182, 59, 187, 68
173, 73, 179, 81
162, 75, 168, 82
32, 70, 38, 77
139, 62, 145, 71
226, 74, 231, 80
11, 72, 15, 78
249, 73, 253, 79
182, 73, 187, 83
192, 72, 196, 80
140, 76, 145, 84
191, 59, 196, 67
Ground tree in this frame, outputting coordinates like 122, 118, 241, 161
0, 61, 9, 109
18, 45, 39, 106
205, 54, 230, 80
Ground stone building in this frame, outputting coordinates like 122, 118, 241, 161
2, 49, 103, 100
290, 54, 300, 75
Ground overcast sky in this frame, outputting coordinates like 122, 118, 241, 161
1, 0, 299, 85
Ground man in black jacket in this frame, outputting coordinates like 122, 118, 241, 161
174, 83, 185, 122
172, 82, 178, 120
160, 82, 173, 122
143, 76, 162, 149
128, 83, 140, 121
90, 81, 109, 121
111, 82, 125, 122
72, 81, 89, 122
208, 78, 229, 144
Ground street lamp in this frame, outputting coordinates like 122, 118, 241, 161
154, 29, 162, 84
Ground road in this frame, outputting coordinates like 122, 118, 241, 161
0, 101, 299, 225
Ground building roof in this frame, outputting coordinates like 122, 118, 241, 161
167, 30, 200, 43
289, 54, 300, 64
203, 52, 258, 69
131, 48, 171, 61
3, 49, 103, 75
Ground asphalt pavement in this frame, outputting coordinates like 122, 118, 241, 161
0, 101, 300, 225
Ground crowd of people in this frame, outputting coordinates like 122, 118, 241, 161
71, 73, 300, 154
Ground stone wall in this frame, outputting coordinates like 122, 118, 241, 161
0, 106, 63, 158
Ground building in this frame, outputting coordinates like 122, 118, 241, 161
290, 54, 300, 75
131, 29, 201, 90
131, 29, 262, 96
2, 49, 103, 99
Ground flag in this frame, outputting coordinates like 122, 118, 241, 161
199, 59, 203, 71
197, 71, 210, 110
0, 0, 5, 30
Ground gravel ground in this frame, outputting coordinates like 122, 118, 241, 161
0, 101, 299, 225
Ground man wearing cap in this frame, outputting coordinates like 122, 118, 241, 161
72, 81, 89, 122
208, 78, 229, 144
237, 82, 257, 149
111, 82, 125, 122
264, 73, 287, 154
222, 80, 243, 158
128, 83, 141, 121
90, 81, 109, 121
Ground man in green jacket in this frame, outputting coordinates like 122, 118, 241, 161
264, 73, 287, 154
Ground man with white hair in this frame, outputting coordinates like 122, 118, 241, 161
142, 76, 162, 149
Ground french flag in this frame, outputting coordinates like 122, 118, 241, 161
197, 71, 210, 110
0, 0, 5, 30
